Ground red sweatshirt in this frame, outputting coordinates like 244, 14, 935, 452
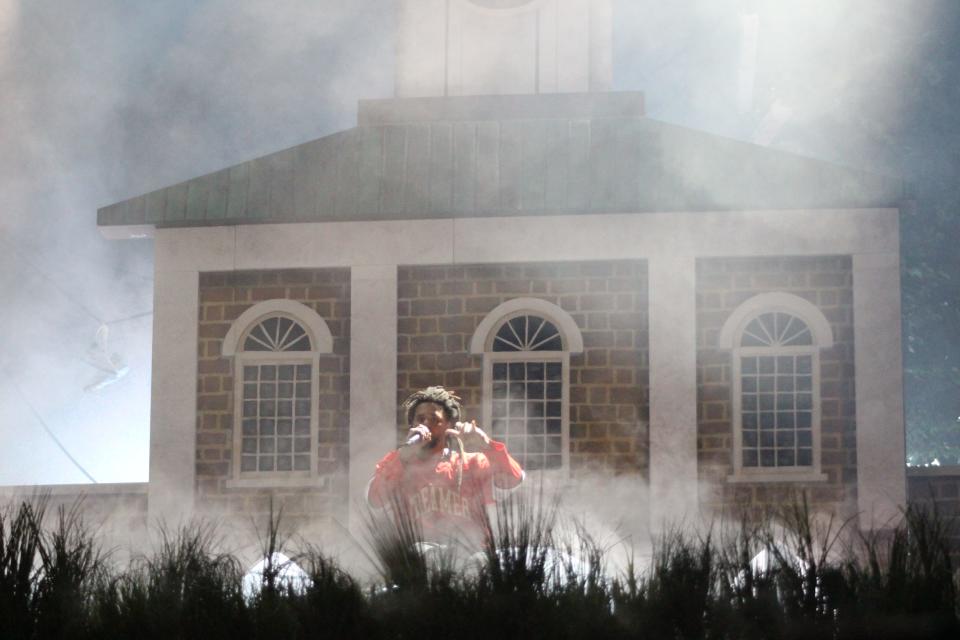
366, 440, 524, 546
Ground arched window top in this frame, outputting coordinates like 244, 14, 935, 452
462, 0, 546, 16
470, 298, 583, 354
243, 316, 311, 352
222, 299, 333, 356
493, 315, 563, 352
740, 312, 812, 348
718, 292, 833, 350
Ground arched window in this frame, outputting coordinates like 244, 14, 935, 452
471, 298, 583, 472
223, 300, 333, 485
242, 316, 312, 352
719, 293, 833, 481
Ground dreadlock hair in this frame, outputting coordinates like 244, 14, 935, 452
402, 386, 463, 426
402, 387, 467, 491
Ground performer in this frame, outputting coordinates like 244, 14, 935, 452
366, 386, 525, 548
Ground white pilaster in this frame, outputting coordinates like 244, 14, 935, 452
853, 252, 906, 527
588, 0, 613, 91
348, 265, 399, 530
148, 268, 199, 525
647, 252, 699, 526
395, 0, 610, 98
395, 0, 448, 97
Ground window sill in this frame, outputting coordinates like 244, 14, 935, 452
726, 471, 828, 484
226, 476, 322, 489
518, 468, 568, 484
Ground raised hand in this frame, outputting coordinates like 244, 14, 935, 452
450, 420, 492, 450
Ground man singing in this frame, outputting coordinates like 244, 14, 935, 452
366, 386, 525, 549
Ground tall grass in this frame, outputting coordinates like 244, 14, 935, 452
834, 503, 959, 639
94, 521, 247, 640
1, 491, 957, 639
0, 499, 45, 639
362, 490, 437, 590
0, 497, 109, 640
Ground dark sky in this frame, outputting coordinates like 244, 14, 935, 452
615, 1, 960, 463
0, 0, 957, 484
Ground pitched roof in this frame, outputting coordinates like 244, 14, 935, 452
97, 93, 903, 230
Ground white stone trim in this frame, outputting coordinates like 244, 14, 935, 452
234, 220, 454, 269
853, 252, 906, 527
453, 209, 899, 263
222, 299, 333, 356
648, 253, 698, 525
155, 227, 236, 273
132, 209, 900, 274
468, 297, 584, 354
348, 265, 399, 532
148, 269, 199, 525
718, 292, 834, 350
225, 477, 329, 489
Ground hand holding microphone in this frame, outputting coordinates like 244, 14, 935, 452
398, 423, 433, 462
398, 414, 493, 464
405, 424, 432, 447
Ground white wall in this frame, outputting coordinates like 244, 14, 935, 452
396, 0, 612, 97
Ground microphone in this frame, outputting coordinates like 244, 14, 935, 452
405, 424, 430, 447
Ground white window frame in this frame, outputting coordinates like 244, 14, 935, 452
222, 299, 333, 488
718, 292, 833, 483
470, 298, 584, 477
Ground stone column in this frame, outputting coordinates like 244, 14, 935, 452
589, 0, 613, 91
853, 252, 906, 527
647, 252, 699, 527
348, 265, 399, 531
147, 227, 235, 527
148, 268, 199, 525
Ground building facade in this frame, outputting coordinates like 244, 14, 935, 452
81, 0, 913, 546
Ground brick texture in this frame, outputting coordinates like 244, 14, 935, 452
397, 261, 649, 475
696, 256, 857, 516
196, 269, 350, 526
908, 470, 960, 560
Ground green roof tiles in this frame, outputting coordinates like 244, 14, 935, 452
97, 94, 903, 229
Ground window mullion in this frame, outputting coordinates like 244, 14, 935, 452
484, 312, 571, 474
735, 346, 819, 473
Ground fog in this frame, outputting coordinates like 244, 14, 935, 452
0, 0, 957, 488
0, 0, 393, 484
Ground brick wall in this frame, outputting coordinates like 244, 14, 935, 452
397, 261, 649, 475
196, 269, 350, 526
696, 256, 857, 516
907, 468, 960, 558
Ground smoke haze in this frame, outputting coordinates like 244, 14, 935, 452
0, 0, 393, 484
0, 0, 957, 488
